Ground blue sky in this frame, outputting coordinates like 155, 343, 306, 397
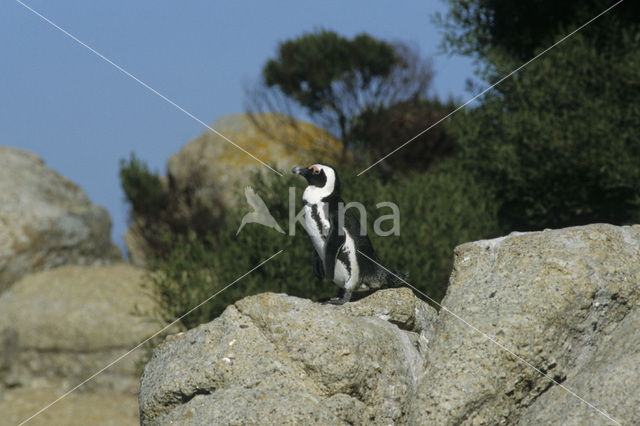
1, 1, 476, 252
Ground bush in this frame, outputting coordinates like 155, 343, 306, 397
119, 153, 170, 219
144, 172, 335, 329
340, 162, 500, 302
119, 153, 225, 258
452, 32, 640, 231
142, 162, 499, 328
348, 98, 458, 178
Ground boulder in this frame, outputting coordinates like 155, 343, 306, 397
411, 223, 640, 425
0, 146, 121, 292
166, 113, 343, 207
0, 264, 163, 392
139, 288, 435, 425
125, 114, 343, 266
138, 224, 640, 425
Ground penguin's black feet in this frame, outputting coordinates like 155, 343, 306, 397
321, 289, 352, 305
322, 297, 348, 305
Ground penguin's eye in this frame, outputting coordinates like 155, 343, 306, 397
312, 169, 320, 175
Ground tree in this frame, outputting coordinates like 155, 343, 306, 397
451, 31, 640, 231
435, 1, 640, 231
247, 30, 434, 157
435, 0, 640, 65
348, 97, 458, 176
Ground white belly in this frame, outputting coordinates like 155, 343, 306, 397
303, 203, 329, 257
304, 203, 359, 289
333, 235, 359, 289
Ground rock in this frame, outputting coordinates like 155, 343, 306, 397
0, 264, 164, 392
167, 113, 343, 207
125, 114, 343, 266
519, 308, 640, 425
139, 288, 435, 425
138, 224, 640, 425
0, 146, 121, 292
411, 223, 640, 425
0, 385, 139, 426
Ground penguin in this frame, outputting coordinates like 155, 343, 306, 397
292, 164, 406, 304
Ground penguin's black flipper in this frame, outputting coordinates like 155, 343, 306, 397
324, 201, 346, 280
312, 249, 325, 280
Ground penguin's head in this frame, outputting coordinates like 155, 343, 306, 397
292, 164, 340, 197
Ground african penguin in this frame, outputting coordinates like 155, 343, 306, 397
292, 164, 406, 305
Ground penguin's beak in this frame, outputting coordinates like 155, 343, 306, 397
292, 166, 309, 176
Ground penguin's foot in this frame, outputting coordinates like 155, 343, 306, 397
323, 297, 348, 305
322, 289, 352, 305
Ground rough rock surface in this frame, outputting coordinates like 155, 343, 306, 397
411, 223, 640, 425
0, 385, 139, 426
0, 264, 162, 392
125, 114, 343, 266
0, 146, 121, 292
139, 288, 434, 425
139, 224, 640, 425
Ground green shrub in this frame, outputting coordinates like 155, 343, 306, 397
341, 162, 500, 302
143, 162, 499, 328
119, 153, 169, 219
144, 172, 334, 329
452, 31, 640, 231
119, 153, 225, 258
348, 98, 458, 178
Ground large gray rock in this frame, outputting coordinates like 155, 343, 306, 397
0, 146, 121, 292
519, 308, 640, 425
0, 264, 163, 392
139, 224, 640, 425
411, 223, 640, 425
139, 288, 435, 425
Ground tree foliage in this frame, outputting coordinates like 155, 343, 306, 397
434, 0, 640, 231
137, 164, 499, 328
119, 153, 225, 258
119, 153, 169, 218
435, 0, 640, 64
248, 30, 434, 152
348, 97, 458, 176
452, 30, 640, 231
263, 31, 396, 113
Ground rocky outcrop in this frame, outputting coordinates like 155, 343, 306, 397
0, 146, 121, 292
125, 114, 343, 266
139, 288, 435, 425
0, 264, 162, 392
443, 222, 640, 424
139, 224, 640, 425
411, 223, 640, 425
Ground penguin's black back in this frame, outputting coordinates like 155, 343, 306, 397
342, 208, 383, 278
342, 206, 407, 290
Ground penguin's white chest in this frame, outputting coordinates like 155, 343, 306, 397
303, 202, 358, 289
303, 202, 330, 256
